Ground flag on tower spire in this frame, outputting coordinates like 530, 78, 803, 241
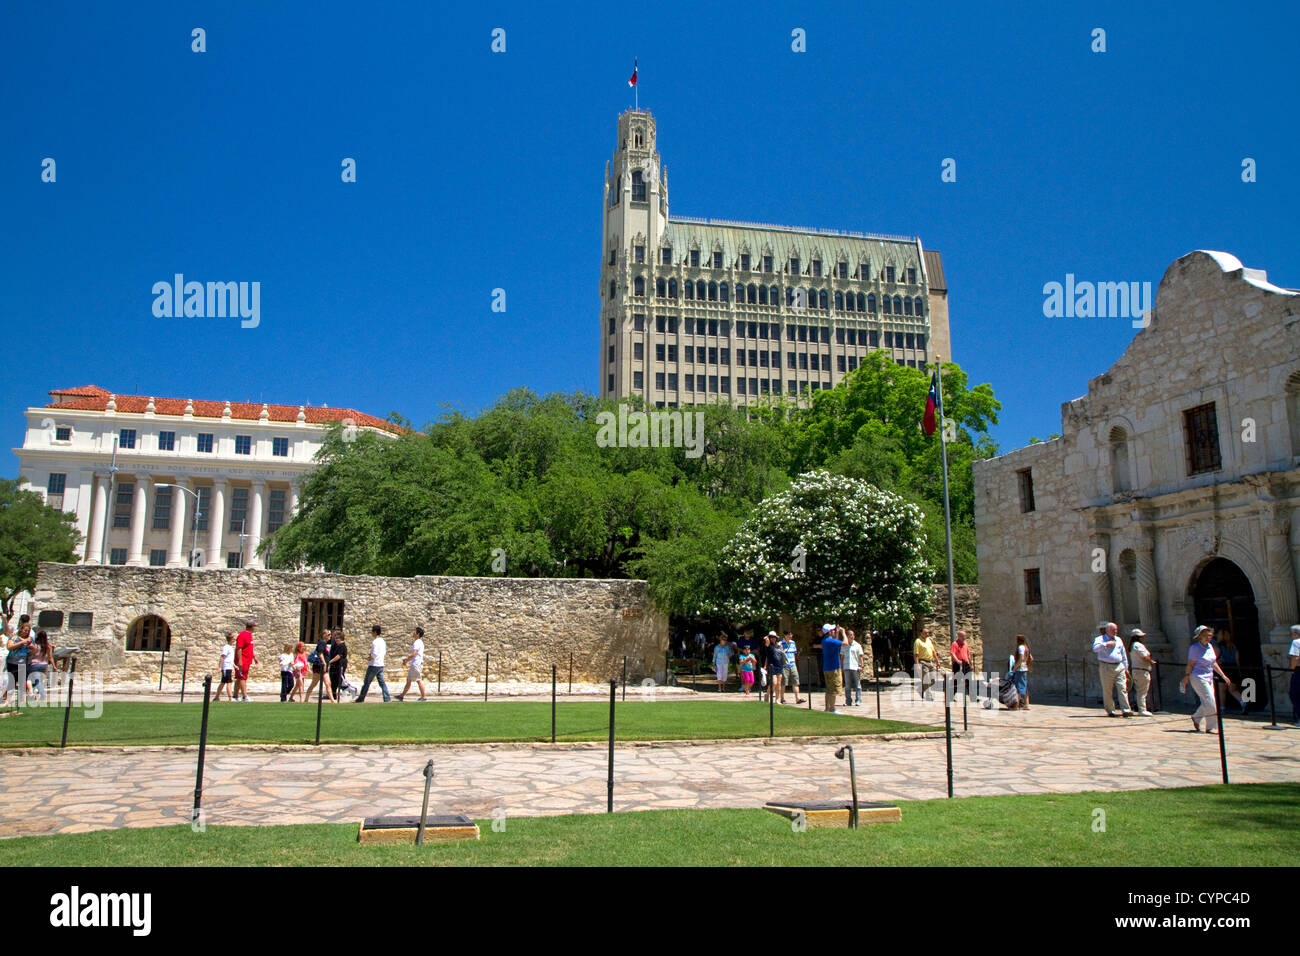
628, 58, 638, 87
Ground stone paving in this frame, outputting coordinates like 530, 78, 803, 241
1, 693, 1297, 839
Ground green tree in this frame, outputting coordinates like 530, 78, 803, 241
0, 479, 81, 617
713, 470, 932, 629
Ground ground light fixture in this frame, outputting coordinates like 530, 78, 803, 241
835, 744, 859, 828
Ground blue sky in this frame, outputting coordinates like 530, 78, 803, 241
3, 0, 1297, 465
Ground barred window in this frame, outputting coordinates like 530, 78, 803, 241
126, 615, 171, 651
1024, 569, 1043, 606
1183, 403, 1222, 475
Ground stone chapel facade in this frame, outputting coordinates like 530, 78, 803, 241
973, 250, 1300, 697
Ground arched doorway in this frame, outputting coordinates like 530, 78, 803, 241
1191, 558, 1263, 711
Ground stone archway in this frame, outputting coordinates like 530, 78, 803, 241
1190, 558, 1263, 711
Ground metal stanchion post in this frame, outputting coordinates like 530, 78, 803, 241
159, 649, 166, 690
437, 651, 442, 697
551, 664, 557, 744
1214, 678, 1229, 784
315, 663, 324, 745
875, 671, 881, 720
1064, 653, 1070, 703
1266, 666, 1276, 727
607, 680, 616, 813
622, 656, 627, 702
180, 650, 189, 703
193, 675, 212, 825
944, 683, 954, 798
962, 672, 968, 732
1154, 660, 1163, 713
568, 653, 573, 695
484, 652, 489, 703
769, 676, 774, 738
60, 658, 78, 749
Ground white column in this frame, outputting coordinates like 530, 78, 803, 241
245, 480, 266, 568
288, 482, 300, 517
166, 480, 189, 567
126, 476, 150, 566
205, 479, 227, 569
86, 474, 109, 564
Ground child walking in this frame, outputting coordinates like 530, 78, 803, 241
279, 643, 295, 702
292, 642, 309, 701
216, 634, 236, 702
738, 646, 757, 696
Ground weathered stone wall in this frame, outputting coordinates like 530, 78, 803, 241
973, 251, 1300, 697
31, 564, 669, 685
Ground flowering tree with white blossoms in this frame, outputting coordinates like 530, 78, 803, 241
714, 470, 932, 628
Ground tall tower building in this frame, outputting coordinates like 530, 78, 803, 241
599, 109, 951, 407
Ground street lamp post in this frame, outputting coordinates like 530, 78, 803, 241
155, 483, 202, 569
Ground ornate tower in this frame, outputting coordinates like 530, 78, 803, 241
599, 110, 668, 399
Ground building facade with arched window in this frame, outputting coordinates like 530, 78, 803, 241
973, 251, 1300, 701
599, 109, 952, 408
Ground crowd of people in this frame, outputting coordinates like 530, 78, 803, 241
212, 620, 429, 703
1, 614, 56, 706
699, 618, 1300, 725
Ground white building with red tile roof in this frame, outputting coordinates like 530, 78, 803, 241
15, 385, 398, 569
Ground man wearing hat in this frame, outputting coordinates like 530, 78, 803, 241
1127, 628, 1154, 716
820, 624, 844, 714
1092, 621, 1132, 716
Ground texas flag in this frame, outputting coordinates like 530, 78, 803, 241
922, 370, 939, 436
628, 58, 638, 87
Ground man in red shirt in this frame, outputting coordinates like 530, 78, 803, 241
950, 629, 974, 699
234, 621, 258, 702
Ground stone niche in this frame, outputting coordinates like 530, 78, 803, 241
31, 563, 669, 686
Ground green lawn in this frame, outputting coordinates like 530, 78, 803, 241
6, 784, 1295, 866
0, 699, 934, 748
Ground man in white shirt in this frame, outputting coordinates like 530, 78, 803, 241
355, 624, 391, 703
843, 631, 864, 706
1127, 628, 1155, 716
1092, 621, 1132, 717
1288, 624, 1300, 727
395, 626, 427, 702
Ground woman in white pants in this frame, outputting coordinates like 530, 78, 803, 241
1180, 625, 1235, 734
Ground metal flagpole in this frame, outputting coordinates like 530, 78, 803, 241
99, 437, 119, 564
935, 357, 958, 650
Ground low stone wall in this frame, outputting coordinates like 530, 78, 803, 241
30, 563, 668, 686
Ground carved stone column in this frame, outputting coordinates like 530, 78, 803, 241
1090, 531, 1114, 626
1265, 508, 1297, 642
1134, 529, 1164, 643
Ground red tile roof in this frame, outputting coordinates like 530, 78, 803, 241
45, 385, 401, 434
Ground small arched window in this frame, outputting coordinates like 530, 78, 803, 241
747, 283, 757, 303
882, 296, 891, 314
656, 277, 666, 298
818, 290, 828, 310
867, 294, 875, 313
634, 276, 645, 297
904, 298, 913, 316
758, 285, 768, 305
857, 293, 866, 312
668, 279, 678, 299
720, 282, 730, 303
1109, 426, 1132, 493
631, 170, 646, 202
914, 297, 924, 316
893, 295, 903, 314
608, 280, 616, 299
834, 291, 845, 311
708, 282, 718, 301
126, 614, 171, 652
685, 280, 694, 300
769, 285, 780, 304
